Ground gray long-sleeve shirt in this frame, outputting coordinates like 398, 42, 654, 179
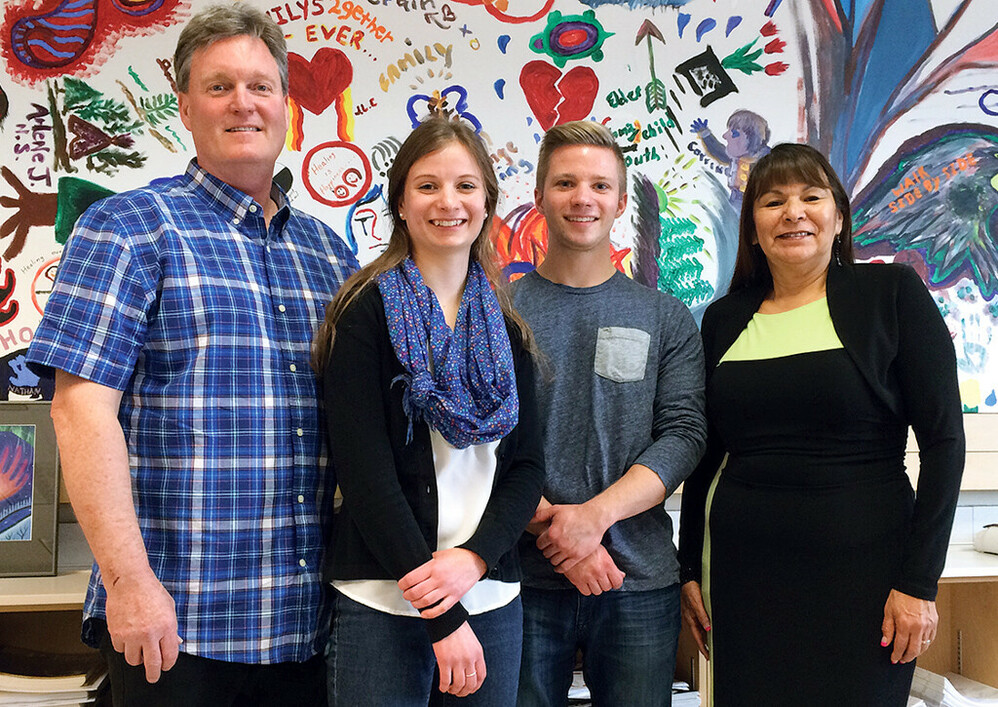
513, 270, 707, 591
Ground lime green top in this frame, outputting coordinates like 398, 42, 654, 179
719, 297, 843, 363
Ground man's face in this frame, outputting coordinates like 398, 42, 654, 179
535, 145, 627, 254
723, 123, 751, 159
178, 35, 288, 188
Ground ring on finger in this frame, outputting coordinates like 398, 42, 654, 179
465, 671, 477, 678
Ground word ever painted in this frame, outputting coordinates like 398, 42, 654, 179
304, 24, 365, 47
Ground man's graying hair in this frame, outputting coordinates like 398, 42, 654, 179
173, 3, 288, 94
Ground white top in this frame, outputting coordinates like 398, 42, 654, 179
335, 428, 519, 616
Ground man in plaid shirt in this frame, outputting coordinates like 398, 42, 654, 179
26, 5, 358, 705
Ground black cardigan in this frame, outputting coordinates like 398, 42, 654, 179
678, 262, 965, 600
322, 284, 544, 642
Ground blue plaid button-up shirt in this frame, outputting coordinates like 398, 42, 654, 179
28, 161, 358, 663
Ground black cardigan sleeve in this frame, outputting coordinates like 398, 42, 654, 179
458, 324, 545, 572
325, 287, 470, 641
678, 301, 728, 585
324, 286, 543, 641
892, 266, 965, 600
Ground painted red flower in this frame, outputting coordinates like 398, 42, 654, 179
765, 38, 786, 54
765, 62, 789, 76
760, 21, 778, 36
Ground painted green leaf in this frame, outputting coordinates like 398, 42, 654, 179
722, 39, 764, 75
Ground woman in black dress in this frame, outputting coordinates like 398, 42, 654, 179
678, 143, 965, 706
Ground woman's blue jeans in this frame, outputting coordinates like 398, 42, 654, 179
327, 590, 522, 706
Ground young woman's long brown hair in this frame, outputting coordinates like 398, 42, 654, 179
312, 118, 533, 374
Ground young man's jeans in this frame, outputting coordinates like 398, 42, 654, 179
326, 591, 522, 706
518, 584, 681, 707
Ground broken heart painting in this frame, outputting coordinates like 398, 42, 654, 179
519, 61, 599, 131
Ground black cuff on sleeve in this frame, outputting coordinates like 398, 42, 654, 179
422, 602, 470, 643
679, 565, 702, 585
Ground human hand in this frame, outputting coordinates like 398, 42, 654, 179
0, 166, 58, 260
534, 503, 609, 572
881, 589, 938, 664
560, 544, 625, 596
398, 548, 487, 619
525, 497, 552, 536
691, 118, 708, 133
104, 571, 182, 683
681, 581, 711, 659
432, 621, 486, 697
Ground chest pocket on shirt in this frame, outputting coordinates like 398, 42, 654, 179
594, 327, 650, 383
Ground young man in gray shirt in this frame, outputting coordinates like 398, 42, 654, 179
513, 121, 707, 706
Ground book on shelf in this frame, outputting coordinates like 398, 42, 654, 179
0, 690, 95, 706
0, 646, 105, 694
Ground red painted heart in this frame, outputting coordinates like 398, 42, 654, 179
519, 60, 598, 131
287, 47, 353, 115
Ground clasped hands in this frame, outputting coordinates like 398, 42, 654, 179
531, 502, 625, 596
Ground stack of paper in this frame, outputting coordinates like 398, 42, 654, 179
670, 680, 700, 705
567, 672, 700, 705
910, 667, 998, 706
0, 647, 105, 707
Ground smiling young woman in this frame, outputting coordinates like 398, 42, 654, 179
312, 118, 542, 707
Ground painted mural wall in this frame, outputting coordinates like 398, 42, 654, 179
0, 0, 996, 412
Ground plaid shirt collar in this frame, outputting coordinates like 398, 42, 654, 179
184, 159, 290, 236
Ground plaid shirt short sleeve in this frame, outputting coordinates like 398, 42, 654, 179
27, 161, 359, 664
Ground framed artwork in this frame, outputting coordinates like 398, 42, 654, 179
0, 402, 59, 576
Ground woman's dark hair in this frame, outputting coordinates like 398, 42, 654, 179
729, 142, 853, 293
